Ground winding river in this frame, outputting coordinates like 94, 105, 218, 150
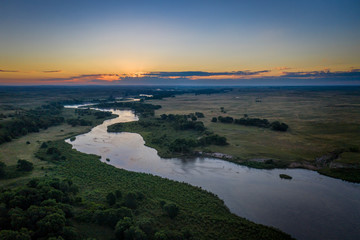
65, 105, 360, 240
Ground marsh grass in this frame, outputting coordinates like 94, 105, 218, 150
149, 88, 360, 164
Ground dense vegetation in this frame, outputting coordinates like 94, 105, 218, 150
74, 108, 112, 119
318, 168, 360, 183
66, 118, 92, 127
95, 102, 161, 117
0, 178, 80, 240
1, 86, 359, 238
31, 140, 293, 240
109, 113, 228, 157
0, 103, 65, 144
216, 115, 289, 132
0, 159, 35, 180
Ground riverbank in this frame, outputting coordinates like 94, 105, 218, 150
107, 114, 360, 183
0, 105, 293, 239
35, 139, 293, 240
70, 107, 360, 240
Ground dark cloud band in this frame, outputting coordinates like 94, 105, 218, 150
142, 70, 270, 78
283, 69, 360, 78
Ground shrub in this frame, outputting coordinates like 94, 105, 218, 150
195, 112, 205, 118
218, 116, 233, 123
124, 192, 137, 209
40, 142, 48, 148
106, 192, 116, 206
163, 203, 179, 219
271, 121, 289, 132
124, 226, 147, 240
16, 160, 33, 172
115, 217, 133, 239
0, 230, 31, 240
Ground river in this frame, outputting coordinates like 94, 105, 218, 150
65, 106, 360, 240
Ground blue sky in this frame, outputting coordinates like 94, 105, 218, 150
0, 0, 359, 85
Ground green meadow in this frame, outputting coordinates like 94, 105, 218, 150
149, 87, 360, 166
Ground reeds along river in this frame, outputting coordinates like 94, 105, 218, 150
65, 105, 360, 240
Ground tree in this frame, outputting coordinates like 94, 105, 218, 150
271, 121, 288, 132
124, 226, 147, 240
124, 192, 137, 209
106, 192, 116, 206
37, 213, 66, 237
16, 160, 33, 171
195, 112, 205, 118
115, 217, 133, 240
211, 117, 217, 122
163, 203, 179, 219
138, 217, 155, 236
115, 190, 122, 199
0, 229, 31, 240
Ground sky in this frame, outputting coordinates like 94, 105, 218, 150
0, 0, 360, 85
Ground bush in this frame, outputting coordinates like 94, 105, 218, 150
198, 134, 228, 146
106, 192, 116, 206
124, 192, 137, 209
271, 121, 288, 132
40, 142, 48, 148
195, 112, 205, 118
37, 213, 66, 237
163, 203, 179, 219
124, 226, 147, 240
0, 229, 31, 240
218, 116, 233, 123
138, 217, 155, 236
16, 160, 33, 172
115, 217, 133, 239
93, 208, 132, 228
115, 190, 122, 199
169, 139, 197, 153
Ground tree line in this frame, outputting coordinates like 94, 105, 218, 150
213, 115, 289, 132
0, 103, 65, 145
95, 102, 161, 117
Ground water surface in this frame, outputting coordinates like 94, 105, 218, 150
65, 107, 360, 240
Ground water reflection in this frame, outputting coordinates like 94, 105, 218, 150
65, 107, 360, 240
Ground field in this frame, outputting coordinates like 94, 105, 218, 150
0, 87, 294, 239
0, 107, 115, 187
149, 87, 360, 166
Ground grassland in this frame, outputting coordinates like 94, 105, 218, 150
0, 108, 114, 187
148, 87, 360, 166
108, 119, 204, 158
0, 87, 294, 239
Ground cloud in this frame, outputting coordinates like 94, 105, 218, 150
274, 67, 292, 71
39, 74, 121, 82
42, 70, 62, 73
142, 70, 270, 78
282, 69, 360, 78
7, 68, 358, 86
0, 69, 19, 73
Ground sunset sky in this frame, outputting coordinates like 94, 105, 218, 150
1, 0, 360, 85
